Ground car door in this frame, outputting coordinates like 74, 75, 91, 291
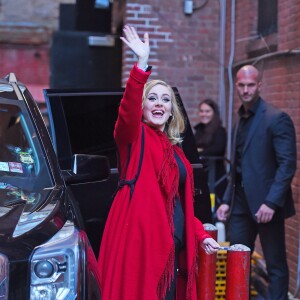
44, 87, 212, 255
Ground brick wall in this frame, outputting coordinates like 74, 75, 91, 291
0, 0, 75, 100
226, 0, 300, 294
121, 3, 300, 292
0, 0, 75, 29
0, 0, 299, 292
122, 0, 222, 128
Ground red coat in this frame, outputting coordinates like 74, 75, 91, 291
98, 64, 211, 300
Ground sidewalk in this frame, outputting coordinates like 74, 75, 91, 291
251, 295, 265, 300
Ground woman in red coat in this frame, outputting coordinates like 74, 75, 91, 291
98, 25, 219, 300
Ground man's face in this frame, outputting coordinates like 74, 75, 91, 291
236, 70, 261, 107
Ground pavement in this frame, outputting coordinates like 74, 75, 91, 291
251, 296, 265, 300
251, 294, 300, 300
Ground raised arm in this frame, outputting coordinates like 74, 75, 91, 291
114, 26, 151, 144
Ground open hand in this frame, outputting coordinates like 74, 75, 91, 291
120, 25, 150, 69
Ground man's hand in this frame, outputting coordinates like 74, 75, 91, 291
255, 204, 275, 223
216, 204, 230, 222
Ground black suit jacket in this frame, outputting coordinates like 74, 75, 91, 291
223, 98, 297, 219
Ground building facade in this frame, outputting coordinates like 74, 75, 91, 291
120, 0, 300, 294
224, 0, 300, 295
0, 0, 299, 295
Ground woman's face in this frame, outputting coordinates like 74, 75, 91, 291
143, 84, 172, 131
198, 103, 214, 125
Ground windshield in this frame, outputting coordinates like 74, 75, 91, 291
0, 100, 54, 211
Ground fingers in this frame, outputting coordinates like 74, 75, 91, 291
255, 212, 273, 223
216, 205, 229, 221
120, 26, 133, 45
121, 25, 140, 43
202, 238, 220, 254
203, 244, 212, 254
125, 25, 138, 40
217, 211, 227, 222
119, 36, 130, 47
204, 244, 218, 255
255, 204, 274, 223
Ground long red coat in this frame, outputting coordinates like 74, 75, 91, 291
98, 64, 211, 300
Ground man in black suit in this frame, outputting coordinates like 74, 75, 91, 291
217, 65, 297, 300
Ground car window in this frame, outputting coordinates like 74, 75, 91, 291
0, 101, 54, 209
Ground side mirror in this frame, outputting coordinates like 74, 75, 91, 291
64, 154, 110, 184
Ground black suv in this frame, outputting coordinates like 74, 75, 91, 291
0, 73, 211, 299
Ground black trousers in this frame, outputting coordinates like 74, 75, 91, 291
165, 240, 181, 300
229, 184, 289, 300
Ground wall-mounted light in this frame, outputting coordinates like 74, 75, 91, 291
184, 0, 209, 15
184, 0, 193, 15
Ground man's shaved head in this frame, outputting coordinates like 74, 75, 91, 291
235, 65, 262, 109
236, 65, 261, 82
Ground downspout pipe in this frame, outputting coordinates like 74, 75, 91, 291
226, 0, 236, 168
218, 0, 226, 125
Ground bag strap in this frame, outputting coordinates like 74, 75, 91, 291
117, 125, 145, 199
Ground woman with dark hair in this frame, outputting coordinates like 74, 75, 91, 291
194, 99, 227, 205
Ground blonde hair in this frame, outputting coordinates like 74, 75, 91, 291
142, 80, 186, 145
